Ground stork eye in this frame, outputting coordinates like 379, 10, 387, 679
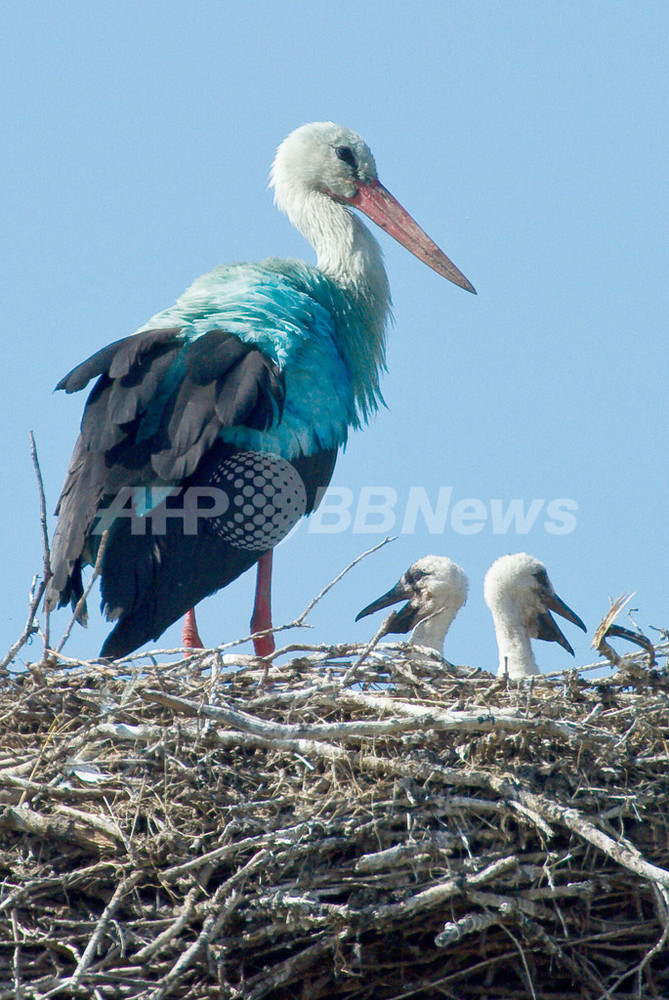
335, 145, 357, 169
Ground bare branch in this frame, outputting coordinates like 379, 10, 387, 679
29, 431, 53, 660
56, 529, 109, 653
0, 576, 47, 673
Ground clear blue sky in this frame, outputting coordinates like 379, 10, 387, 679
2, 1, 666, 672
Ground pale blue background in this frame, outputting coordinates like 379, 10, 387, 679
2, 1, 666, 671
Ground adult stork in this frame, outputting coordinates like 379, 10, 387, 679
355, 556, 468, 654
45, 122, 475, 659
484, 553, 586, 677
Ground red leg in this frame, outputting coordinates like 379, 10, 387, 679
250, 550, 275, 657
182, 607, 204, 649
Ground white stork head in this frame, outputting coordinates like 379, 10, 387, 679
270, 122, 475, 293
484, 552, 586, 678
271, 122, 379, 206
356, 555, 469, 654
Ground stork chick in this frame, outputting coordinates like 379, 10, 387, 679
355, 555, 468, 654
484, 552, 586, 678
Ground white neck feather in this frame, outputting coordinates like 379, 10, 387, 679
490, 597, 539, 678
289, 189, 390, 320
411, 607, 458, 654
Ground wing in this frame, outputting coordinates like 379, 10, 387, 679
45, 327, 287, 622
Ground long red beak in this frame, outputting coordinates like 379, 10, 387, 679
350, 180, 476, 293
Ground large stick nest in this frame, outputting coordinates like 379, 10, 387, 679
1, 637, 669, 1000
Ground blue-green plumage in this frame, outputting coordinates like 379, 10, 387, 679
136, 258, 385, 459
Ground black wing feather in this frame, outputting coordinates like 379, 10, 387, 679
107, 343, 181, 425
107, 328, 182, 379
56, 328, 182, 392
78, 332, 183, 451
56, 340, 127, 394
46, 326, 288, 632
166, 380, 219, 456
149, 332, 285, 480
185, 328, 249, 384
215, 353, 261, 425
216, 351, 285, 429
80, 377, 126, 452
